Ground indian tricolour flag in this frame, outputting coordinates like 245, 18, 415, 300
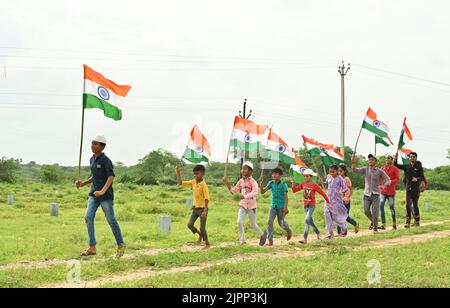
361, 108, 390, 138
398, 117, 413, 149
398, 148, 413, 165
230, 116, 268, 154
182, 125, 211, 165
302, 135, 344, 166
290, 153, 317, 183
266, 129, 296, 165
83, 65, 132, 121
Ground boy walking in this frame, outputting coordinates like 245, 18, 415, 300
75, 136, 125, 258
176, 164, 211, 249
259, 168, 292, 246
224, 161, 267, 246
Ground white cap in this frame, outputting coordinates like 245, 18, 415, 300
92, 136, 107, 144
242, 161, 254, 170
303, 169, 317, 177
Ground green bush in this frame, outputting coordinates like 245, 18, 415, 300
0, 157, 19, 183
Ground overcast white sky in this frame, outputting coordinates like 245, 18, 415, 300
1, 0, 449, 168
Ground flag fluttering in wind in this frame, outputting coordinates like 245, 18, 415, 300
398, 117, 413, 149
375, 135, 391, 147
182, 125, 211, 165
398, 148, 413, 165
289, 152, 317, 183
230, 116, 268, 155
266, 129, 297, 165
361, 108, 391, 139
83, 65, 132, 121
302, 135, 344, 166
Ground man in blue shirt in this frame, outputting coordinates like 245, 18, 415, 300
260, 168, 292, 246
76, 136, 125, 258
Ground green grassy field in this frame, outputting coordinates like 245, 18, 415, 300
0, 182, 449, 288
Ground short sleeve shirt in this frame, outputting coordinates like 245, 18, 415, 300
182, 180, 210, 209
266, 180, 289, 209
89, 153, 115, 201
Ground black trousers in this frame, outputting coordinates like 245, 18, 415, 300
406, 190, 420, 224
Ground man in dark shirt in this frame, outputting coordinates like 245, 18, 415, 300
76, 136, 125, 258
394, 151, 425, 228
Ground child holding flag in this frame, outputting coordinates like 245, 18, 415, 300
259, 168, 292, 246
291, 169, 329, 244
176, 164, 211, 249
224, 162, 267, 246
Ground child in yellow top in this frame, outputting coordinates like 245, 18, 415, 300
176, 164, 210, 249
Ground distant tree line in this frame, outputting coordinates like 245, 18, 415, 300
0, 148, 449, 190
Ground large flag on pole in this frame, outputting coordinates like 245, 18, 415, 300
398, 148, 413, 165
398, 117, 413, 149
83, 65, 132, 121
302, 135, 344, 166
230, 116, 268, 155
266, 129, 296, 165
361, 108, 391, 138
182, 125, 211, 164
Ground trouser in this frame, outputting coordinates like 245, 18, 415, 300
85, 197, 124, 247
380, 194, 396, 225
364, 194, 380, 229
187, 208, 208, 242
406, 190, 421, 224
338, 202, 358, 233
304, 206, 320, 239
238, 207, 264, 243
267, 208, 291, 240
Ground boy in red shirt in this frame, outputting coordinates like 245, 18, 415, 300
291, 169, 330, 244
380, 155, 401, 230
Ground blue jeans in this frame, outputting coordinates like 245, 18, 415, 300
338, 202, 357, 234
85, 197, 124, 247
380, 194, 396, 225
304, 206, 320, 239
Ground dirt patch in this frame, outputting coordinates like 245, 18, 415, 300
2, 219, 449, 271
43, 229, 450, 288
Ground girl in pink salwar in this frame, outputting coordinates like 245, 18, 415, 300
322, 165, 349, 239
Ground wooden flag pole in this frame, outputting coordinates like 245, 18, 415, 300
77, 105, 85, 180
224, 145, 231, 178
374, 136, 377, 156
353, 124, 364, 155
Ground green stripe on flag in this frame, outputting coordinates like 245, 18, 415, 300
321, 154, 344, 167
83, 94, 122, 121
266, 149, 296, 165
362, 121, 388, 138
231, 139, 265, 154
398, 131, 406, 149
375, 136, 390, 147
182, 148, 209, 164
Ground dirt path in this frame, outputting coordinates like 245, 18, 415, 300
43, 229, 450, 288
2, 219, 449, 271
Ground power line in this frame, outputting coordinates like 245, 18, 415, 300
353, 63, 450, 88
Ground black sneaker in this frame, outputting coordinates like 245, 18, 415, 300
393, 224, 397, 230
369, 224, 374, 231
405, 224, 411, 229
379, 225, 386, 230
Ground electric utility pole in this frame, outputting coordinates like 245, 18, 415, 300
338, 61, 350, 154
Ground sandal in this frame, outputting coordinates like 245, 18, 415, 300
81, 248, 96, 257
